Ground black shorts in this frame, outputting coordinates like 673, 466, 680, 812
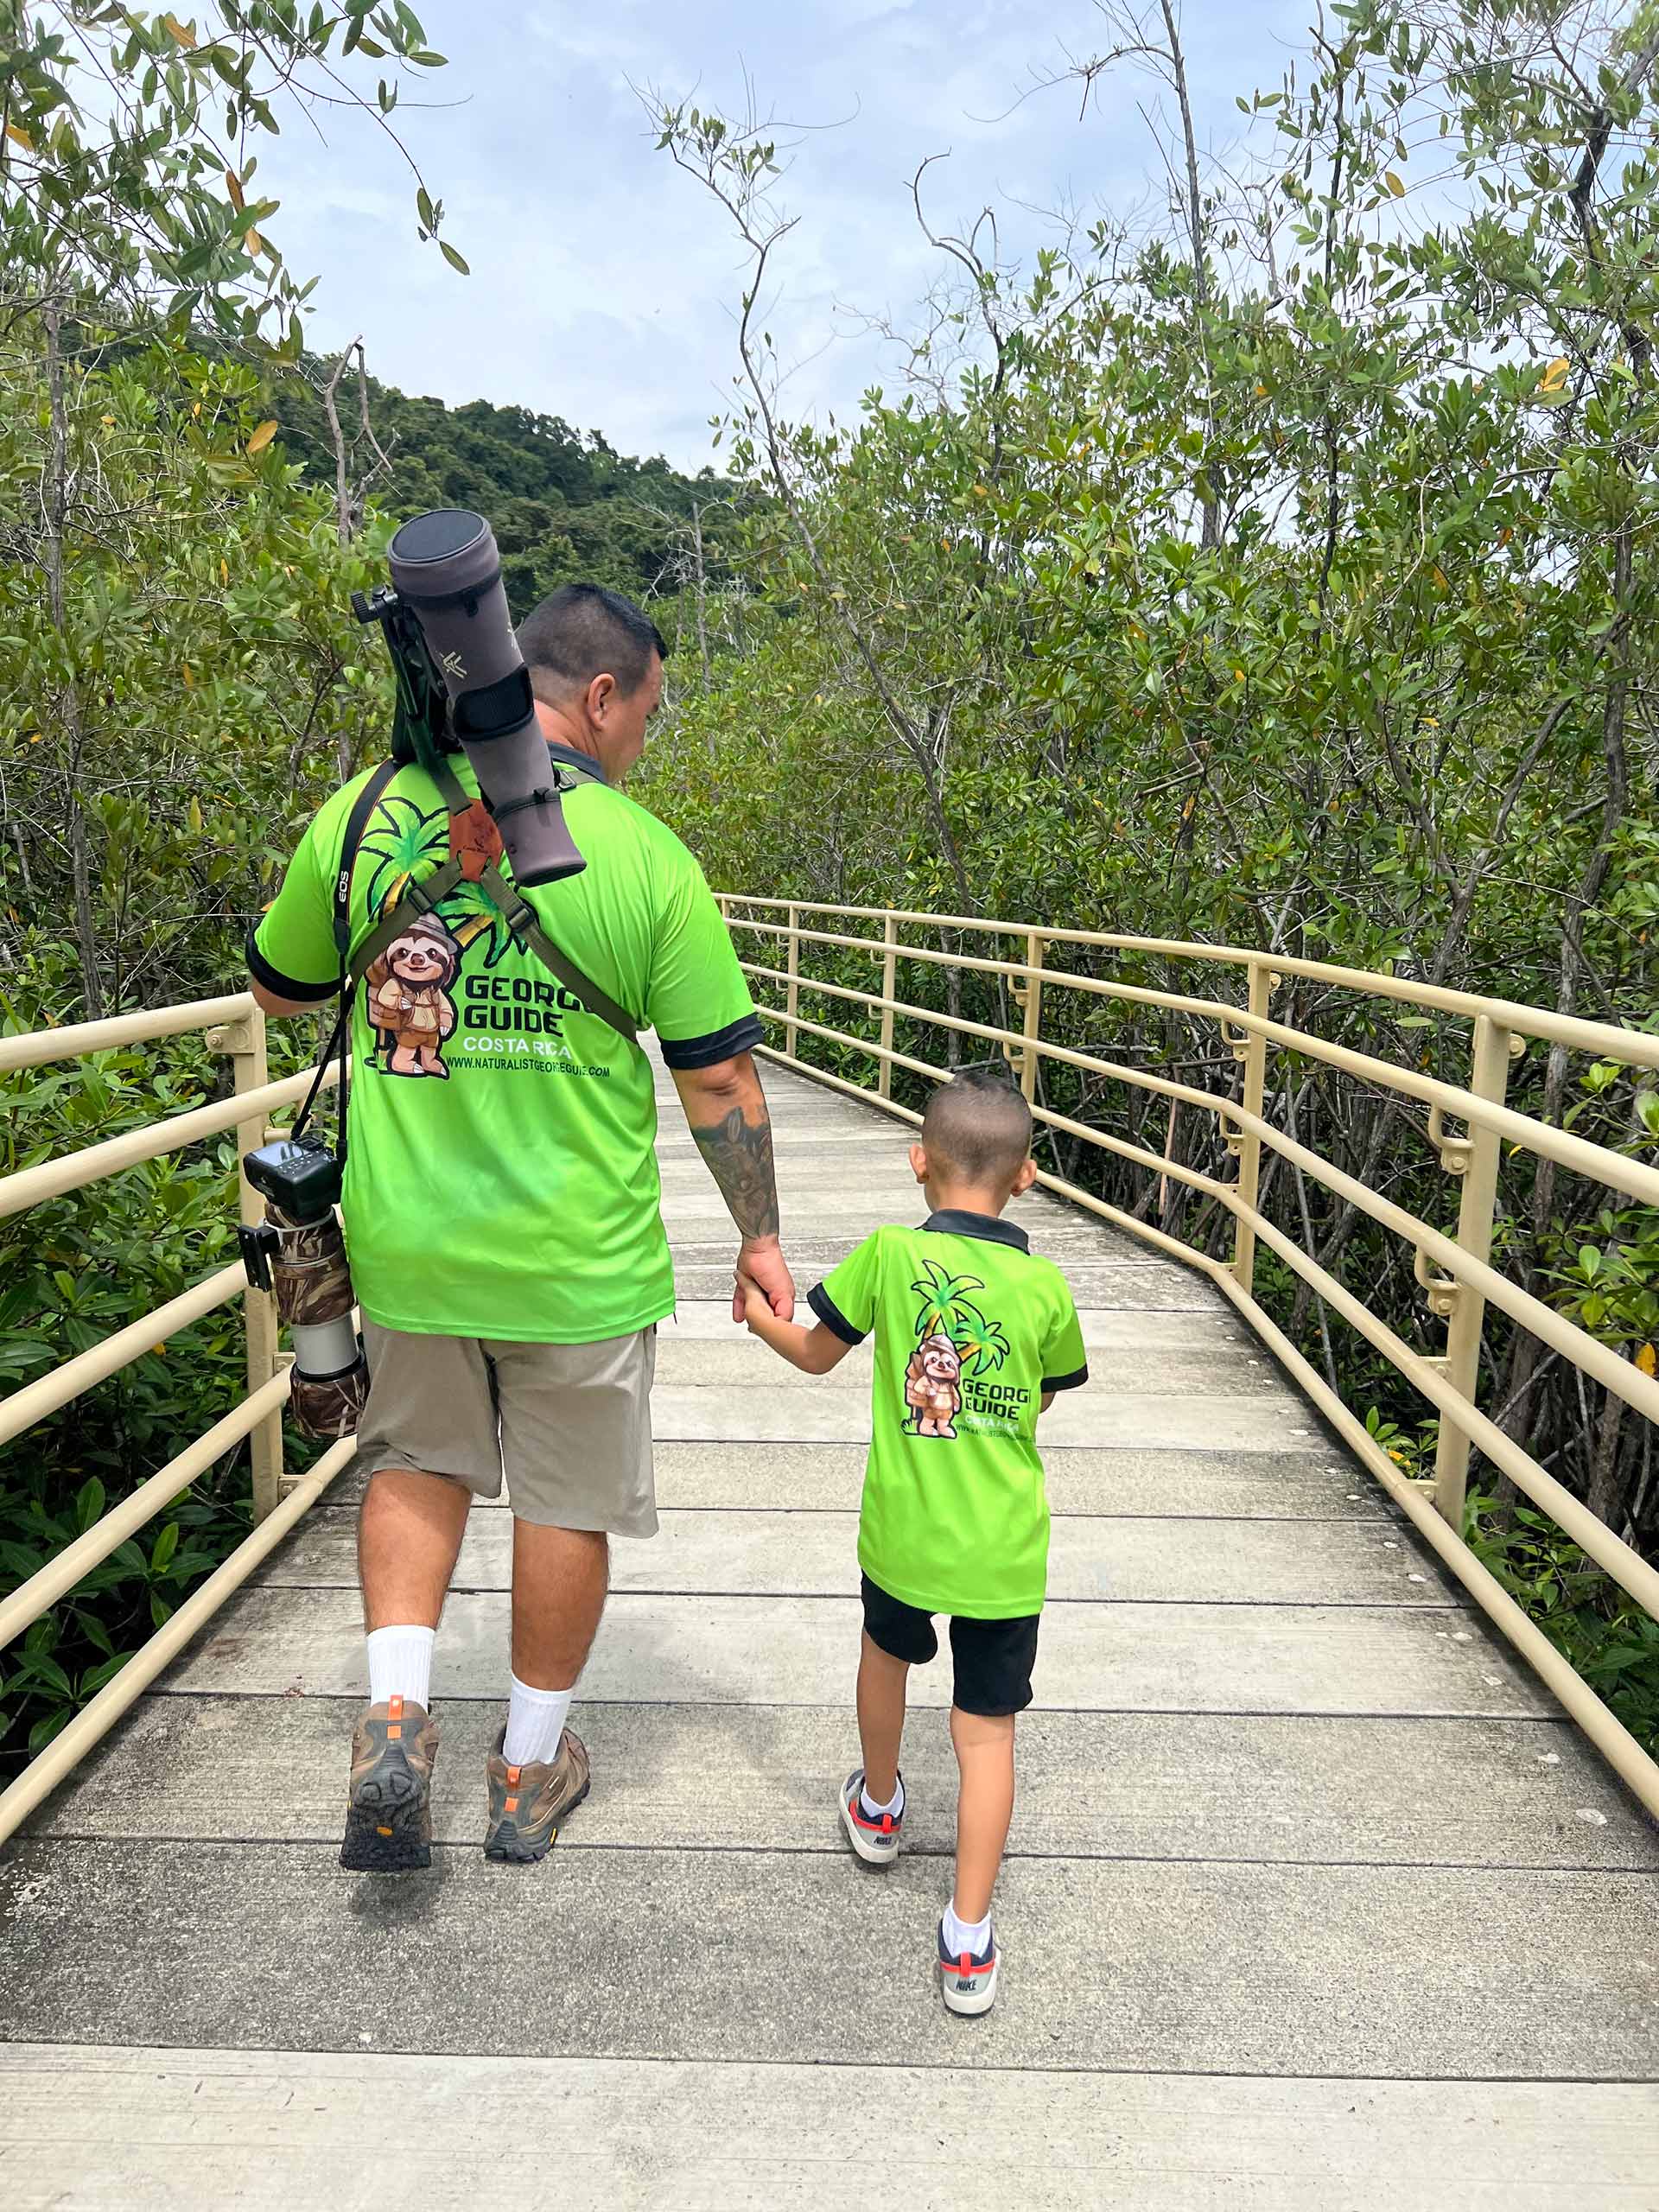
861, 1573, 1039, 1717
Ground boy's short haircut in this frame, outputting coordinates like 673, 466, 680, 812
921, 1066, 1033, 1185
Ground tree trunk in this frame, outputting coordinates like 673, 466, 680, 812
944, 953, 963, 1069
691, 503, 711, 689
1498, 520, 1632, 1491
1159, 0, 1219, 550
43, 300, 104, 1019
321, 343, 358, 547
1585, 1378, 1628, 1535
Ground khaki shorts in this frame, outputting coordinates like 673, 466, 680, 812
355, 1320, 658, 1536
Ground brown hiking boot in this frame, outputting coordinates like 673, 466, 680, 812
484, 1726, 590, 1864
340, 1694, 441, 1873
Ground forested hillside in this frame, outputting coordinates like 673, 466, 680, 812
2, 0, 1656, 1770
267, 361, 734, 612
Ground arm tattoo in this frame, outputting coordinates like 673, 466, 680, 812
690, 1103, 780, 1242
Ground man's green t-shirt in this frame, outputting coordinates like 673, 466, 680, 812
810, 1211, 1089, 1618
250, 741, 760, 1344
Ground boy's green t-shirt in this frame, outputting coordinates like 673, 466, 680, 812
249, 745, 760, 1344
810, 1213, 1089, 1618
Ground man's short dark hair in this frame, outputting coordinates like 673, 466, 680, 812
921, 1065, 1033, 1186
517, 583, 669, 703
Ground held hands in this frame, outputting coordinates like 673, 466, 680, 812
734, 1236, 795, 1329
734, 1270, 771, 1333
734, 1258, 846, 1377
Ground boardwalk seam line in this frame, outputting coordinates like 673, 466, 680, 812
16, 1834, 1656, 1875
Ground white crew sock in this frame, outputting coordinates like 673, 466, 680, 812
942, 1899, 993, 1958
502, 1673, 575, 1767
860, 1773, 905, 1822
365, 1624, 435, 1710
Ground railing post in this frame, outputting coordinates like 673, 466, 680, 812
877, 913, 898, 1097
210, 1005, 283, 1522
1230, 958, 1272, 1295
785, 903, 800, 1061
1430, 1014, 1516, 1529
1016, 930, 1045, 1103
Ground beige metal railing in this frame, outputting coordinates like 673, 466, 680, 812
3, 923, 1656, 1834
0, 996, 347, 1845
719, 894, 1659, 1821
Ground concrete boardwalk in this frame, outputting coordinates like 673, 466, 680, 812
3, 1058, 1657, 2209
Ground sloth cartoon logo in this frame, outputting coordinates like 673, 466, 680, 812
364, 913, 461, 1079
905, 1331, 963, 1440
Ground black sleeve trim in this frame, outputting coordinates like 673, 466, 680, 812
658, 1012, 766, 1071
809, 1282, 868, 1346
1041, 1363, 1090, 1394
245, 921, 338, 1007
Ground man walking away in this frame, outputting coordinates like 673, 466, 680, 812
248, 582, 792, 1871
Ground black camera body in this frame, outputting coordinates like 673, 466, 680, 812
238, 1131, 366, 1440
238, 1135, 343, 1297
244, 1133, 342, 1224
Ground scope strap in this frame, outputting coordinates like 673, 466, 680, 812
475, 864, 640, 1044
289, 758, 404, 1169
334, 758, 402, 965
431, 754, 640, 1046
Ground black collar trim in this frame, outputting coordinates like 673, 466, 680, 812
921, 1209, 1030, 1253
547, 738, 608, 788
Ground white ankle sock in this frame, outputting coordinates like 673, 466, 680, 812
503, 1673, 574, 1766
943, 1899, 992, 1957
365, 1624, 435, 1710
860, 1773, 904, 1821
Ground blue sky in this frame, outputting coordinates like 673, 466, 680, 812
269, 1, 1312, 471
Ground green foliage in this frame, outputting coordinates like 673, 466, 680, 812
0, 1473, 250, 1758
0, 3, 457, 349
1546, 1208, 1659, 1351
637, 3, 1659, 1726
0, 1001, 269, 1768
265, 366, 737, 613
0, 322, 394, 1010
1465, 1490, 1659, 1755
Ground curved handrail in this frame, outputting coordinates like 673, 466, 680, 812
719, 894, 1659, 1069
3, 920, 1656, 1838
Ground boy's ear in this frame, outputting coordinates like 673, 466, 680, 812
1011, 1156, 1038, 1198
908, 1141, 930, 1184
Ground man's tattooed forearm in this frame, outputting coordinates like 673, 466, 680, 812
690, 1105, 780, 1241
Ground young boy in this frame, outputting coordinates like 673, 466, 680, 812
739, 1066, 1088, 2015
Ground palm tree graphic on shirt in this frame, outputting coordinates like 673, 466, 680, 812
356, 792, 520, 969
904, 1259, 1011, 1437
